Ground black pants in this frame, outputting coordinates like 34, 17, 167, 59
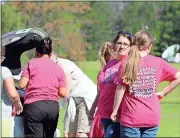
23, 100, 59, 138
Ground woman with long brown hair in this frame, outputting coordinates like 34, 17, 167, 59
90, 31, 133, 138
111, 30, 180, 137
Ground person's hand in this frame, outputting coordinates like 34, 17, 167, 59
110, 112, 117, 122
14, 101, 23, 115
155, 92, 164, 100
89, 107, 95, 120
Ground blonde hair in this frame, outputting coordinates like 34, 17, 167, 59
122, 30, 153, 85
98, 42, 115, 67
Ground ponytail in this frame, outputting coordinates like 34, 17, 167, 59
99, 44, 108, 67
36, 37, 52, 56
122, 45, 140, 85
122, 30, 153, 85
98, 42, 112, 67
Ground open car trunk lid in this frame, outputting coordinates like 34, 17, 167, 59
1, 28, 49, 75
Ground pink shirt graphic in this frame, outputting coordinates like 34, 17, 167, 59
21, 58, 65, 104
115, 55, 178, 127
97, 59, 121, 119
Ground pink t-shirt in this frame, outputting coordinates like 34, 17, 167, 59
97, 59, 121, 119
114, 55, 178, 127
21, 57, 65, 104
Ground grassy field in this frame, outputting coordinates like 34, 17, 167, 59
57, 61, 180, 137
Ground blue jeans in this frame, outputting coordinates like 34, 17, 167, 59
120, 125, 159, 138
101, 118, 120, 138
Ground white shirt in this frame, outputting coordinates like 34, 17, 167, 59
175, 53, 180, 63
1, 66, 13, 117
57, 58, 97, 110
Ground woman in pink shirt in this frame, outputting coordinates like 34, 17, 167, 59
111, 30, 180, 137
19, 38, 66, 138
89, 31, 133, 138
89, 41, 115, 138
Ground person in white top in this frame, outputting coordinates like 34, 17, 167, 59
50, 53, 97, 138
1, 47, 23, 137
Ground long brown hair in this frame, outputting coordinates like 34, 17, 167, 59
122, 30, 153, 85
98, 42, 116, 67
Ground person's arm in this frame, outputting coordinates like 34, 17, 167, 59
18, 77, 29, 89
4, 77, 23, 115
58, 87, 66, 98
65, 73, 71, 97
156, 71, 180, 99
89, 87, 100, 120
57, 73, 70, 100
18, 62, 30, 89
57, 65, 67, 99
111, 84, 126, 122
4, 77, 21, 104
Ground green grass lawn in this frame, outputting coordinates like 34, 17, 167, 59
57, 62, 180, 137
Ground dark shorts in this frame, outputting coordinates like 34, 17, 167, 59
23, 100, 59, 138
101, 118, 120, 138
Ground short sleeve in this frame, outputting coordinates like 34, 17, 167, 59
114, 62, 123, 84
160, 59, 178, 82
21, 62, 30, 78
57, 58, 73, 74
114, 69, 121, 84
2, 67, 12, 81
63, 67, 72, 74
58, 67, 66, 88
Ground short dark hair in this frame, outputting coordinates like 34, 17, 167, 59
36, 37, 52, 56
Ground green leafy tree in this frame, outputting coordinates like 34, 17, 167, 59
114, 2, 161, 55
156, 2, 180, 54
1, 2, 26, 34
81, 2, 114, 60
113, 2, 180, 56
10, 2, 91, 61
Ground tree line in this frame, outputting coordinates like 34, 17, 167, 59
2, 1, 180, 61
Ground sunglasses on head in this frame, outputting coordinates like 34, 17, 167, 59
44, 38, 50, 44
118, 31, 133, 37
